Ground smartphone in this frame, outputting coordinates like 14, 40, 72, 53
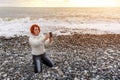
49, 32, 52, 38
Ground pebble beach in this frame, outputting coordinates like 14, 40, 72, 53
0, 33, 120, 80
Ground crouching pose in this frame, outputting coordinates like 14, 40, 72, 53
29, 24, 54, 73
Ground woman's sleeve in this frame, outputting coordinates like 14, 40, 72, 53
29, 37, 31, 45
42, 34, 53, 48
44, 39, 53, 47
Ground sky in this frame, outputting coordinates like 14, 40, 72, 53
0, 0, 120, 7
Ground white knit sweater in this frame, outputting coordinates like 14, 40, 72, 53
29, 34, 51, 55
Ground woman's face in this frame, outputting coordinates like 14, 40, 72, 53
34, 27, 40, 36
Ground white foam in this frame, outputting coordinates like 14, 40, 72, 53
0, 17, 120, 37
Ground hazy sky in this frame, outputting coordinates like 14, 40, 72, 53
0, 0, 120, 7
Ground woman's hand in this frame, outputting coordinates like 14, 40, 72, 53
49, 37, 53, 43
44, 32, 53, 43
44, 33, 49, 41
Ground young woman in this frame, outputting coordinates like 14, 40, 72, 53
29, 24, 54, 73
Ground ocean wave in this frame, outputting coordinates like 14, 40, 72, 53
0, 17, 120, 37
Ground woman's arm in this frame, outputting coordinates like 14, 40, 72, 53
43, 33, 49, 42
44, 32, 53, 47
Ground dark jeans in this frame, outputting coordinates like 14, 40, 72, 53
32, 53, 54, 73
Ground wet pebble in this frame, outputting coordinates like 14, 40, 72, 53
0, 34, 120, 79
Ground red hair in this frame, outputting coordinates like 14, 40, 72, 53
30, 24, 40, 35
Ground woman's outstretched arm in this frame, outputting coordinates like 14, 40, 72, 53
43, 33, 53, 47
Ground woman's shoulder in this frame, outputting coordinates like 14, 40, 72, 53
29, 34, 45, 39
40, 33, 46, 38
29, 34, 34, 39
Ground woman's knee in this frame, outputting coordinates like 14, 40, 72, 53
33, 55, 42, 73
41, 53, 54, 67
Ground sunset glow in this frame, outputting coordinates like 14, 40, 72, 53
0, 0, 120, 7
69, 0, 118, 7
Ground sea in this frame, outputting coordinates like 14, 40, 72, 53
0, 7, 120, 37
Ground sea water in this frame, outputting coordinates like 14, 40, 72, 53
0, 7, 120, 37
